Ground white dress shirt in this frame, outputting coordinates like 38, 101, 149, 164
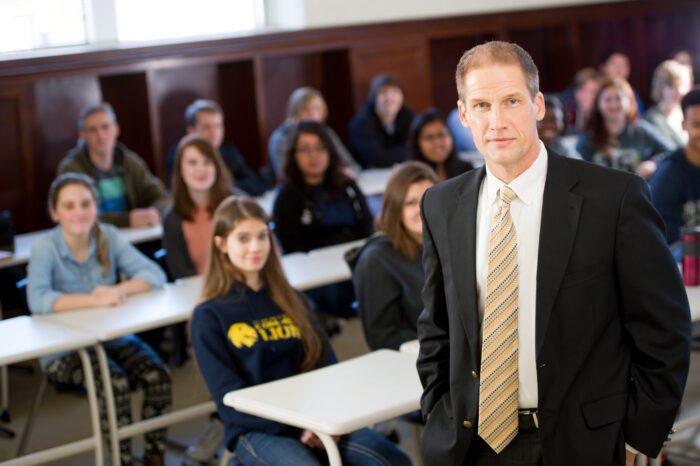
475, 141, 547, 409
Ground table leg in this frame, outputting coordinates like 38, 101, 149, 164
316, 432, 342, 466
95, 343, 120, 466
78, 347, 104, 466
0, 300, 9, 425
1, 364, 9, 421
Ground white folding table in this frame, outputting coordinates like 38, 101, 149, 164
224, 349, 422, 466
0, 316, 102, 465
39, 276, 213, 466
0, 225, 163, 270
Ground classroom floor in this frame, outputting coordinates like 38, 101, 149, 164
3, 318, 700, 465
0, 318, 421, 465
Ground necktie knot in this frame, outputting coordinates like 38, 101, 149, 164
500, 186, 517, 206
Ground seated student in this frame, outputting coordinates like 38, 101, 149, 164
644, 59, 693, 148
577, 78, 672, 176
599, 48, 645, 114
558, 67, 602, 135
162, 134, 236, 461
651, 89, 700, 244
190, 195, 411, 466
273, 121, 373, 254
163, 134, 234, 279
349, 161, 436, 350
58, 103, 168, 228
538, 94, 579, 158
348, 73, 414, 168
409, 108, 473, 182
165, 99, 266, 196
26, 173, 170, 466
273, 121, 373, 319
268, 87, 361, 180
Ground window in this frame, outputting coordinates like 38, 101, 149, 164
0, 0, 265, 55
114, 0, 265, 42
0, 0, 87, 53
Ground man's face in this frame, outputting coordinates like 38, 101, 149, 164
458, 64, 545, 177
684, 105, 700, 155
80, 111, 119, 158
375, 85, 404, 122
189, 110, 224, 148
602, 53, 630, 80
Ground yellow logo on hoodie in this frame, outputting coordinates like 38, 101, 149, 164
228, 323, 259, 348
227, 315, 300, 349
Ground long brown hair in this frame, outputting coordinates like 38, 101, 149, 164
200, 195, 323, 372
585, 78, 638, 153
377, 161, 437, 261
48, 173, 110, 277
171, 134, 233, 221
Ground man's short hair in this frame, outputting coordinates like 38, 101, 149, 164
455, 41, 539, 104
681, 88, 700, 117
572, 67, 603, 90
600, 47, 630, 65
78, 102, 117, 131
185, 99, 223, 128
368, 73, 404, 102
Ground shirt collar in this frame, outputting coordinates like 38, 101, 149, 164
51, 225, 97, 262
484, 141, 548, 206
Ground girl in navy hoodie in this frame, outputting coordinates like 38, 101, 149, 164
190, 195, 410, 465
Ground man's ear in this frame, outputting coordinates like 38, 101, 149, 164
457, 100, 470, 128
534, 92, 546, 122
186, 126, 195, 135
114, 122, 120, 139
49, 208, 59, 224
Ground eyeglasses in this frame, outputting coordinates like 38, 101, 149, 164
296, 145, 328, 155
420, 131, 451, 143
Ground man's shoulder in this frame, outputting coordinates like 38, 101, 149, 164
424, 167, 483, 202
654, 149, 696, 184
117, 143, 148, 168
57, 145, 90, 174
549, 151, 636, 185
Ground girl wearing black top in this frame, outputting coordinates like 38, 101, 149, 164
190, 195, 410, 466
273, 121, 373, 254
409, 108, 473, 182
273, 121, 373, 318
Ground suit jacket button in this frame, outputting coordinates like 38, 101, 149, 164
471, 371, 478, 379
463, 420, 473, 429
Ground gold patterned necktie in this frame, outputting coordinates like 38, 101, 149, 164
478, 185, 519, 453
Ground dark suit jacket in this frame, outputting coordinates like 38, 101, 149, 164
417, 150, 691, 465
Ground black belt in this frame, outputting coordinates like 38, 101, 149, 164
518, 409, 539, 431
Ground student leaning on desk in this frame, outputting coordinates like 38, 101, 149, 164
190, 195, 410, 466
25, 173, 171, 466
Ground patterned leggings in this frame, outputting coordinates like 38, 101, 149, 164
43, 335, 172, 465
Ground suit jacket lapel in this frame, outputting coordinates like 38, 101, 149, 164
448, 166, 485, 362
536, 152, 582, 356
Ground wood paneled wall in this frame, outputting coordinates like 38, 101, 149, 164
1, 0, 699, 231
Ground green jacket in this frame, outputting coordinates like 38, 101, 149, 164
58, 142, 168, 227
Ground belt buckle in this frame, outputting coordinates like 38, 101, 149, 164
519, 409, 539, 429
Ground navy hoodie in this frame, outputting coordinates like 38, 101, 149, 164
191, 282, 335, 449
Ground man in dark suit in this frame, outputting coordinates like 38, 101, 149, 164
417, 41, 691, 465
